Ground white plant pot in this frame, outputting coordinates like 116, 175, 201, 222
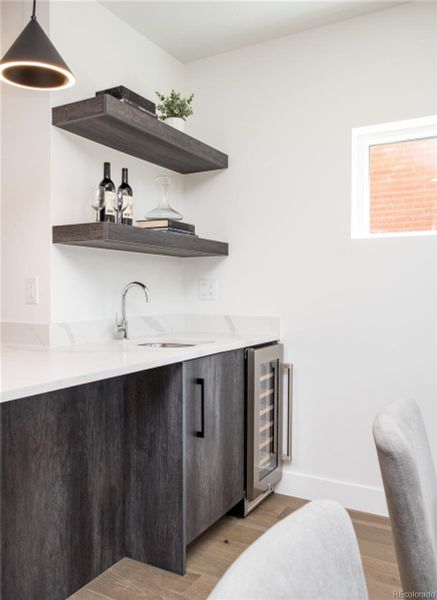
165, 117, 185, 132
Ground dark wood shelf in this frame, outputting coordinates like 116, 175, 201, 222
53, 223, 229, 258
52, 95, 228, 174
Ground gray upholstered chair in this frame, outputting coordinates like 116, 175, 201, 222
208, 499, 368, 600
373, 398, 437, 594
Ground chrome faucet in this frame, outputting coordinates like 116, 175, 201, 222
115, 281, 150, 339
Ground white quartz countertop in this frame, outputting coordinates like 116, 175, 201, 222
1, 332, 278, 403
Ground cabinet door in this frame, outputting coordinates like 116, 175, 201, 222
124, 364, 186, 575
184, 349, 245, 543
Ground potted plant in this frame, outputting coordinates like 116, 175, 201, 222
155, 89, 194, 132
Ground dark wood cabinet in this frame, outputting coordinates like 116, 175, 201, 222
184, 350, 245, 543
0, 377, 125, 600
0, 349, 246, 598
123, 365, 186, 575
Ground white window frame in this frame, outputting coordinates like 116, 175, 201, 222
351, 115, 437, 239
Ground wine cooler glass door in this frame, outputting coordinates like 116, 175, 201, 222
258, 359, 278, 479
247, 344, 284, 501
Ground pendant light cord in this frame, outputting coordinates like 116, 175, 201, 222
31, 0, 37, 20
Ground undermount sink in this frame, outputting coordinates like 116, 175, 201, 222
137, 342, 196, 348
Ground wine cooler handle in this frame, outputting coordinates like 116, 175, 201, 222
281, 363, 293, 461
195, 378, 205, 438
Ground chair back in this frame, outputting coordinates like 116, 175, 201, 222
208, 499, 368, 600
373, 398, 437, 593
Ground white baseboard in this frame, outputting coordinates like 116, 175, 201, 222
275, 469, 388, 516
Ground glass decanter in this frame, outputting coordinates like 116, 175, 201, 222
145, 175, 183, 220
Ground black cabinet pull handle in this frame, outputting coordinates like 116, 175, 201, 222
195, 378, 205, 438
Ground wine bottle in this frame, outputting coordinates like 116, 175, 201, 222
119, 168, 133, 225
100, 162, 116, 222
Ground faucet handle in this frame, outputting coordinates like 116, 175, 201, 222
114, 313, 126, 340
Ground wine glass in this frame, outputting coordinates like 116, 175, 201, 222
91, 186, 106, 221
112, 189, 129, 223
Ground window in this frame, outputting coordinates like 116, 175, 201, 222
351, 116, 437, 238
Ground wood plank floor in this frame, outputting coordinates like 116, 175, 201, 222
70, 493, 401, 600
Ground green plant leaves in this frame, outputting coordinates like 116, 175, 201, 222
155, 89, 194, 121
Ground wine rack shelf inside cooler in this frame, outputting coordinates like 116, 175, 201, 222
258, 361, 277, 476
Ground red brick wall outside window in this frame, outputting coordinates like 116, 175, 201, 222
369, 137, 437, 234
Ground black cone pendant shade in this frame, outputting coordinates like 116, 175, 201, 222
0, 3, 74, 90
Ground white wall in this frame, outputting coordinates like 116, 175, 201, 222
1, 1, 52, 323
182, 2, 437, 514
49, 1, 187, 322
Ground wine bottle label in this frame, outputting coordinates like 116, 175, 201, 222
105, 191, 116, 215
124, 195, 133, 218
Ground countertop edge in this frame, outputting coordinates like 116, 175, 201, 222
1, 335, 278, 403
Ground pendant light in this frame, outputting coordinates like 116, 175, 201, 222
0, 0, 75, 91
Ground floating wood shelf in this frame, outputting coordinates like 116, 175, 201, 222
53, 223, 229, 258
52, 95, 228, 174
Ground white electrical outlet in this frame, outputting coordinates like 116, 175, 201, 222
199, 278, 218, 301
25, 277, 39, 305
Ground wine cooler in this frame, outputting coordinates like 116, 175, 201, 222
244, 343, 293, 515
